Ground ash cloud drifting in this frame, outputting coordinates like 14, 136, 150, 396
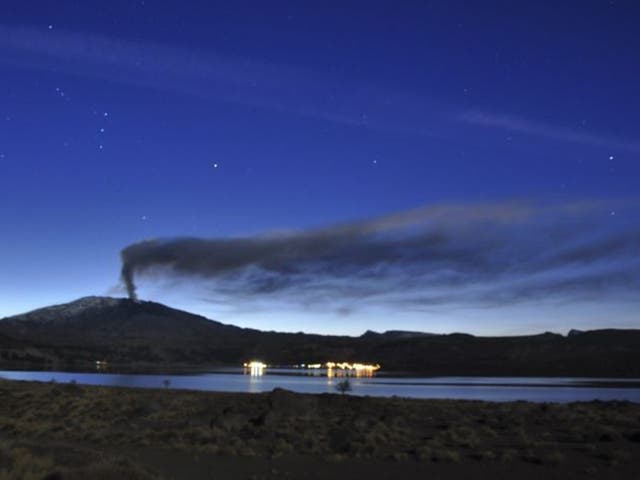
120, 200, 640, 309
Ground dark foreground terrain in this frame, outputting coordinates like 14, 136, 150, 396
0, 379, 639, 479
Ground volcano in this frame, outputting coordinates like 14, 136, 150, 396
1, 296, 640, 377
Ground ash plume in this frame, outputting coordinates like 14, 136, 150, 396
120, 262, 137, 302
119, 200, 640, 307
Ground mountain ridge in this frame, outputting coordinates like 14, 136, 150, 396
1, 296, 639, 377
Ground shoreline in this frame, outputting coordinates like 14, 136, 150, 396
2, 367, 640, 396
2, 361, 640, 381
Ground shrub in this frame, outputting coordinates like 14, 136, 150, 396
335, 379, 351, 395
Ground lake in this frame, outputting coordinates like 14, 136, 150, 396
1, 368, 639, 403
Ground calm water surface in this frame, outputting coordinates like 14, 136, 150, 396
1, 369, 639, 403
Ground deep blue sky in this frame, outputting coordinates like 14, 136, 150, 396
1, 1, 639, 335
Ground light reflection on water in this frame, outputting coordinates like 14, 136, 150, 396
1, 369, 639, 403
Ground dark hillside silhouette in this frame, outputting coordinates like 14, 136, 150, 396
1, 297, 639, 377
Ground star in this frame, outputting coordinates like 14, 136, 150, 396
48, 25, 53, 30
103, 112, 109, 117
98, 144, 104, 150
610, 211, 616, 216
609, 155, 614, 160
99, 128, 105, 133
213, 163, 219, 168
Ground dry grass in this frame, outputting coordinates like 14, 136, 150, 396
0, 440, 55, 480
0, 379, 639, 477
0, 439, 156, 479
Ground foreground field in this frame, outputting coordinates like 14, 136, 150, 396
0, 379, 639, 479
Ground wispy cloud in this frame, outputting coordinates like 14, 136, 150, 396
5, 24, 637, 153
0, 25, 444, 137
458, 110, 640, 153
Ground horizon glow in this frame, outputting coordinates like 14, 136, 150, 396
1, 2, 639, 335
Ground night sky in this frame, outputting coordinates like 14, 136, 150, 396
1, 1, 639, 335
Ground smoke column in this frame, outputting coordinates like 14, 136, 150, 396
121, 262, 137, 301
